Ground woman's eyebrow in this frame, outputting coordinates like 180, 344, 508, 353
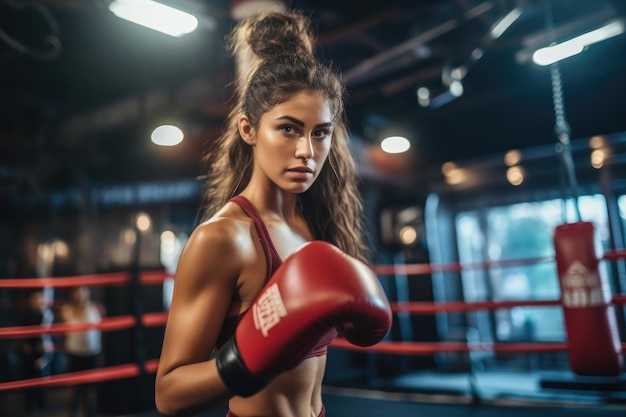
275, 115, 305, 127
275, 116, 332, 129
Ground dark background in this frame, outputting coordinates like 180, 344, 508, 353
1, 0, 625, 198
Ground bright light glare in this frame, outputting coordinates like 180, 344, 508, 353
591, 149, 606, 169
136, 212, 152, 232
589, 135, 605, 149
449, 80, 464, 97
151, 125, 184, 146
416, 87, 430, 107
490, 8, 522, 39
381, 136, 411, 154
504, 149, 522, 166
532, 42, 584, 66
109, 0, 199, 37
506, 166, 524, 186
399, 225, 418, 246
533, 20, 625, 66
161, 230, 176, 245
445, 168, 466, 185
441, 162, 456, 175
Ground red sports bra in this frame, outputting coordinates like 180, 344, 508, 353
214, 195, 336, 357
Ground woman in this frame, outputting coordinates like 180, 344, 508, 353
20, 289, 55, 415
155, 10, 390, 417
61, 285, 105, 417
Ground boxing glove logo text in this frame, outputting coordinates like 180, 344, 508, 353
253, 283, 288, 337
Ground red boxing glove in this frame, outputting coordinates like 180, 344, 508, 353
216, 241, 392, 397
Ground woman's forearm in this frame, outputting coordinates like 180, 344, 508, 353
155, 359, 232, 417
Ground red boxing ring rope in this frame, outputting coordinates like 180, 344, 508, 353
372, 248, 626, 276
331, 338, 570, 355
1, 249, 626, 393
0, 271, 171, 289
372, 256, 554, 276
0, 316, 136, 338
0, 313, 170, 339
392, 299, 561, 314
0, 359, 161, 391
3, 246, 626, 289
0, 364, 142, 390
601, 249, 626, 261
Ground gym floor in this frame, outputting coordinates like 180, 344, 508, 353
3, 370, 626, 417
133, 386, 626, 417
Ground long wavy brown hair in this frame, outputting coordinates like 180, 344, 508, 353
201, 10, 368, 262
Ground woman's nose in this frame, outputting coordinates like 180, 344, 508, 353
295, 135, 314, 160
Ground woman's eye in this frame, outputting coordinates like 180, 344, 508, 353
313, 130, 330, 139
280, 125, 296, 134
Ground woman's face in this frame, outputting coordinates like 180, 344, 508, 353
242, 91, 333, 194
72, 286, 89, 302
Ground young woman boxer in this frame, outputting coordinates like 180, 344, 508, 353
155, 10, 391, 417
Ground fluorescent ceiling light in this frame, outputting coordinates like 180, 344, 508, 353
381, 136, 411, 154
533, 20, 624, 66
490, 7, 522, 39
151, 125, 184, 146
109, 0, 199, 37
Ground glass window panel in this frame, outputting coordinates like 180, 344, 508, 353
617, 194, 626, 242
456, 194, 609, 342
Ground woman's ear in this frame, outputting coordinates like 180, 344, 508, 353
238, 116, 255, 145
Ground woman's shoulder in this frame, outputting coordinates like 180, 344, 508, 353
181, 202, 258, 274
193, 201, 254, 247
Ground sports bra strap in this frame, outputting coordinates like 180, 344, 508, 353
229, 195, 282, 280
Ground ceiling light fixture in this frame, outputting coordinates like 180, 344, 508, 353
151, 125, 184, 146
490, 7, 523, 39
533, 20, 624, 66
108, 0, 199, 37
381, 136, 411, 154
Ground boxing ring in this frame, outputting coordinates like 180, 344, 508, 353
1, 222, 626, 417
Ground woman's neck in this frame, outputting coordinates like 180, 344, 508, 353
240, 186, 299, 221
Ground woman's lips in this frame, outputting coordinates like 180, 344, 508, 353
287, 166, 314, 179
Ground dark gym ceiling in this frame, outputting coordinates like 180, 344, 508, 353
1, 0, 625, 198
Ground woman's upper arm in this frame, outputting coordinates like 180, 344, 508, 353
157, 220, 243, 376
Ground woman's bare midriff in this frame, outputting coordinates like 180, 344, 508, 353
227, 355, 327, 417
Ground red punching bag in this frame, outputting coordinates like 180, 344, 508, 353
553, 222, 623, 376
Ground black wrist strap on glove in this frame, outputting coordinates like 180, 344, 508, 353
215, 337, 267, 397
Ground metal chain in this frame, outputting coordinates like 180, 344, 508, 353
543, 0, 581, 221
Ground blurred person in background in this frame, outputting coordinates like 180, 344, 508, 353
19, 289, 55, 416
60, 286, 105, 417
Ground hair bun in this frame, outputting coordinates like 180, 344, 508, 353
227, 10, 317, 96
246, 11, 315, 58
